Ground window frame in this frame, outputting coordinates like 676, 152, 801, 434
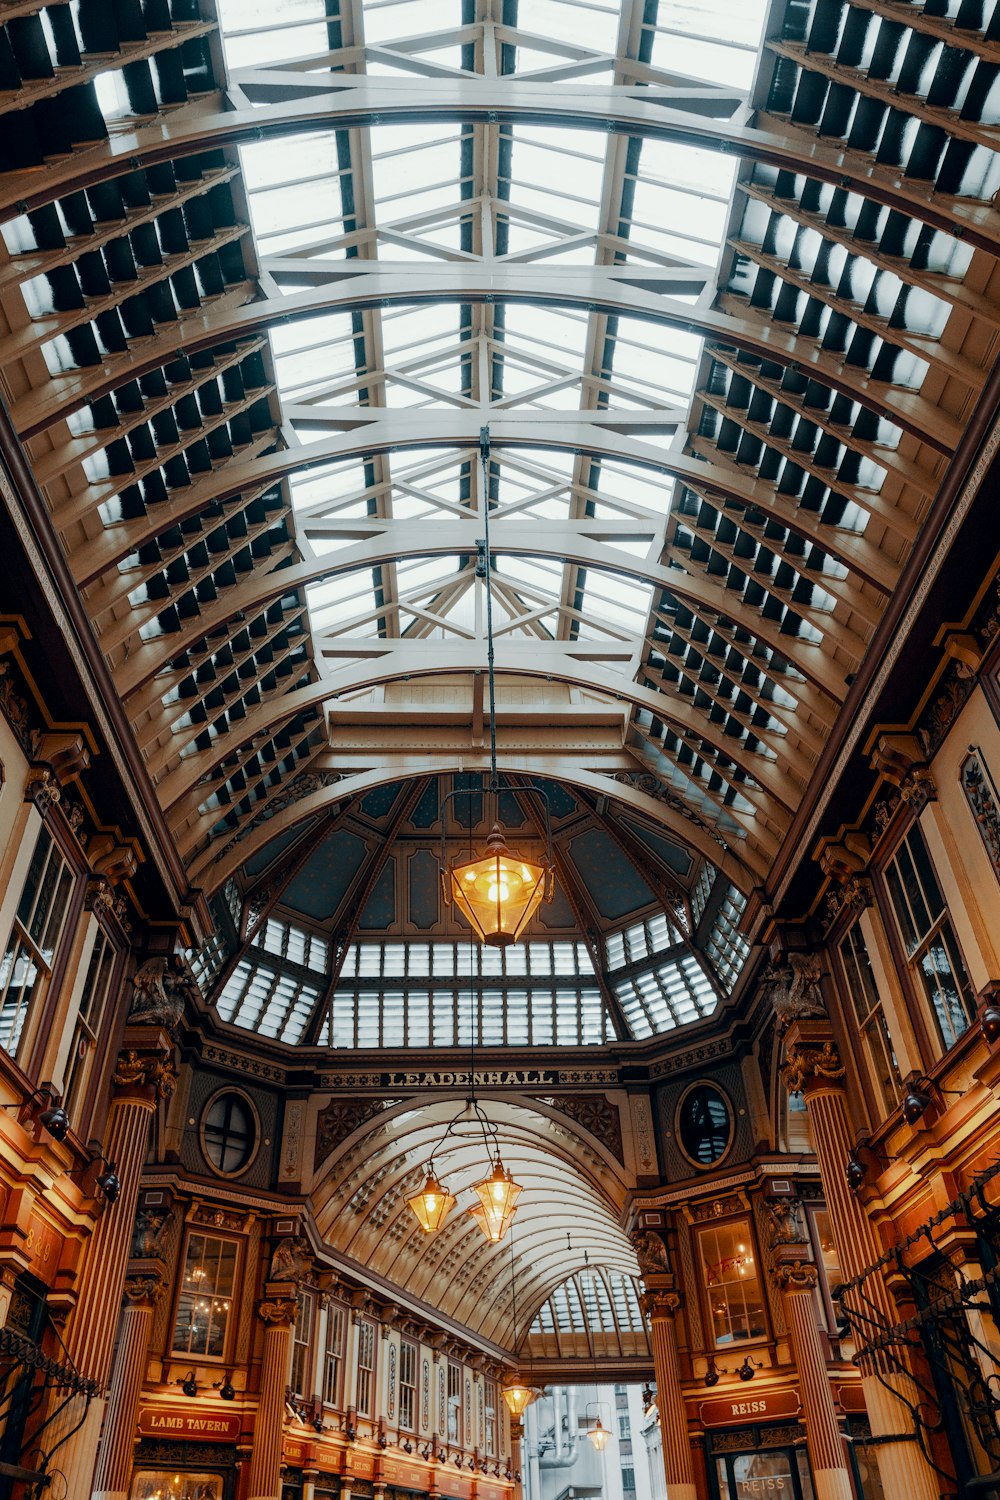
355, 1317, 377, 1418
199, 1088, 260, 1179
323, 1300, 346, 1408
674, 1079, 734, 1170
836, 916, 901, 1116
447, 1360, 463, 1445
878, 821, 977, 1059
398, 1338, 417, 1433
0, 823, 76, 1062
170, 1231, 240, 1363
695, 1214, 768, 1350
291, 1288, 315, 1399
63, 920, 122, 1121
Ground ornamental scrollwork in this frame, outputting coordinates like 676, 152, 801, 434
114, 1049, 177, 1099
771, 1260, 819, 1292
123, 1274, 166, 1307
258, 1298, 297, 1325
639, 1288, 682, 1319
780, 1040, 844, 1095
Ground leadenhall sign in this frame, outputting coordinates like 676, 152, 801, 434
697, 1389, 800, 1428
138, 1407, 241, 1441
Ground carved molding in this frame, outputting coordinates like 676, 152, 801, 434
762, 1197, 806, 1248
123, 1273, 167, 1308
258, 1298, 297, 1325
639, 1287, 682, 1319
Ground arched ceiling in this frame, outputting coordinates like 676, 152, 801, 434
3, 0, 997, 914
310, 1095, 638, 1348
194, 772, 750, 1045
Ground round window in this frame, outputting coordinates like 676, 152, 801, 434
676, 1082, 733, 1168
201, 1091, 257, 1176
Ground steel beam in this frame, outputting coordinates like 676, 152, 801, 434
10, 264, 963, 449
2, 78, 997, 253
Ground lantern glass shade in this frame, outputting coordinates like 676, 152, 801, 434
588, 1420, 610, 1452
467, 1201, 517, 1244
472, 1157, 522, 1226
406, 1170, 456, 1233
502, 1380, 540, 1418
447, 826, 550, 947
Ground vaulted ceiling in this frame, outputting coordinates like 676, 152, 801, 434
1, 0, 998, 931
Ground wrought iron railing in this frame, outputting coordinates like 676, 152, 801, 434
0, 1323, 99, 1496
835, 1158, 1000, 1496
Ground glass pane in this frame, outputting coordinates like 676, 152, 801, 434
698, 1220, 766, 1346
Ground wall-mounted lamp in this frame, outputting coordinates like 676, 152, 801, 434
2, 1087, 70, 1142
845, 1139, 880, 1193
738, 1357, 763, 1382
178, 1371, 198, 1398
704, 1356, 724, 1387
901, 1075, 960, 1125
214, 1372, 236, 1401
981, 997, 1000, 1045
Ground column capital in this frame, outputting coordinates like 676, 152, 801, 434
258, 1296, 298, 1325
769, 1259, 819, 1293
781, 1033, 845, 1096
639, 1283, 683, 1320
113, 1045, 177, 1103
122, 1268, 168, 1308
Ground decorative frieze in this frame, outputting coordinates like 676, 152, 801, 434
541, 1093, 623, 1161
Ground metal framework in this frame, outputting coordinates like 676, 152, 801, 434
0, 0, 998, 905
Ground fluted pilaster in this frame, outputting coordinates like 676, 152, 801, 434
770, 1257, 854, 1500
640, 1284, 696, 1500
92, 1269, 166, 1500
782, 1021, 939, 1500
246, 1293, 297, 1500
49, 1033, 175, 1499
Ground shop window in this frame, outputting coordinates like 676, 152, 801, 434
697, 1219, 766, 1347
447, 1361, 462, 1444
291, 1290, 314, 1398
399, 1339, 417, 1431
323, 1303, 345, 1406
171, 1234, 237, 1358
201, 1091, 257, 1176
64, 927, 117, 1113
839, 920, 901, 1114
883, 825, 976, 1052
676, 1082, 733, 1167
356, 1319, 376, 1416
131, 1472, 224, 1499
0, 826, 73, 1058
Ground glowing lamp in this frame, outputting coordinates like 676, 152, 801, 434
467, 1201, 518, 1244
501, 1380, 540, 1418
472, 1155, 522, 1226
588, 1419, 610, 1452
407, 1170, 456, 1233
444, 825, 551, 948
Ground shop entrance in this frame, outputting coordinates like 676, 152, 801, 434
706, 1427, 814, 1500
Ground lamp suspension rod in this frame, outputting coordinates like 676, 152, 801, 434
479, 425, 499, 796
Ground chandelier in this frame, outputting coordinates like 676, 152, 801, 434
439, 426, 555, 948
406, 1096, 522, 1245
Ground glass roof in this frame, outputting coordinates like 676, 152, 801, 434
215, 0, 766, 683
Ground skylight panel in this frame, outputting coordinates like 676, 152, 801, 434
514, 0, 620, 55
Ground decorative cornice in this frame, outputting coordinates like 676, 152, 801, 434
639, 1287, 682, 1319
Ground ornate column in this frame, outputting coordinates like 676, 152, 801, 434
634, 1233, 696, 1500
49, 1024, 176, 1497
764, 1198, 854, 1500
782, 1018, 939, 1500
92, 1255, 169, 1500
246, 1290, 298, 1500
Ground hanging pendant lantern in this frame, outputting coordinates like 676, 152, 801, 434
501, 1378, 541, 1418
467, 1200, 518, 1244
444, 825, 552, 948
472, 1154, 522, 1226
587, 1418, 610, 1452
406, 1169, 456, 1233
